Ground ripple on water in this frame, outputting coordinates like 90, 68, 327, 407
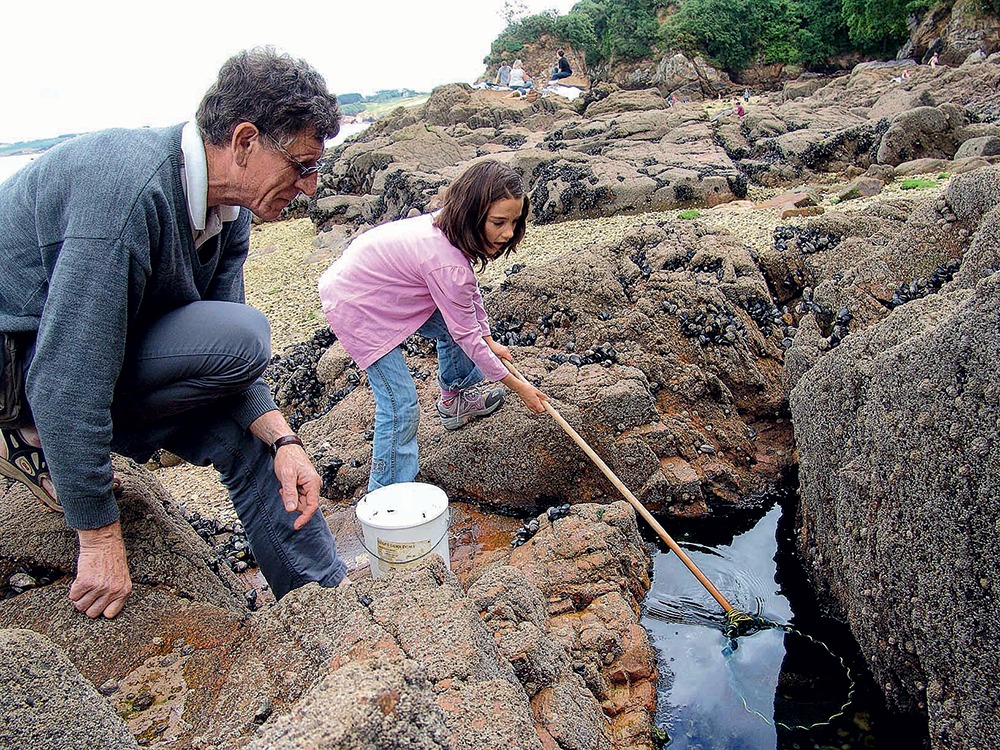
641, 501, 912, 750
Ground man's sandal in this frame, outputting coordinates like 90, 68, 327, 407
0, 427, 62, 513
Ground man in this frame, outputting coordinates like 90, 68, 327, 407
0, 47, 350, 619
495, 61, 511, 87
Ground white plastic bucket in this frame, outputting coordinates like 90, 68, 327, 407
355, 482, 451, 578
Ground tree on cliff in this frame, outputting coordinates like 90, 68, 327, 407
662, 0, 853, 71
487, 0, 665, 67
487, 0, 952, 78
841, 0, 935, 52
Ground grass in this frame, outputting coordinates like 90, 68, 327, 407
900, 178, 938, 190
361, 96, 430, 118
678, 209, 701, 220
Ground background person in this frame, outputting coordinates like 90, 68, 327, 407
550, 50, 572, 81
319, 160, 547, 493
495, 60, 512, 87
0, 46, 351, 620
508, 60, 532, 94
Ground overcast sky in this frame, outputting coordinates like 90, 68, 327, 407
0, 0, 576, 144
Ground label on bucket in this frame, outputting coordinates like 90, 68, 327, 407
377, 537, 432, 569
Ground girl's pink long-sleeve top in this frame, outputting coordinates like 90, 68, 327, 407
318, 212, 508, 382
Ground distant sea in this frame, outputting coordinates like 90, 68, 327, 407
0, 121, 371, 185
0, 153, 38, 183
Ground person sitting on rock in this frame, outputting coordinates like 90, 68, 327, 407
508, 60, 532, 94
550, 50, 572, 81
495, 60, 512, 87
0, 47, 352, 620
929, 51, 939, 69
319, 160, 548, 493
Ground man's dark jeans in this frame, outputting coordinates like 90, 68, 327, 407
107, 301, 347, 598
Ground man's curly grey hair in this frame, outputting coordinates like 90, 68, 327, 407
196, 46, 340, 146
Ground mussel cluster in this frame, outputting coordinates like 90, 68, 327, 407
320, 458, 345, 497
511, 504, 573, 547
265, 327, 348, 431
664, 298, 747, 347
491, 316, 537, 347
796, 288, 852, 349
691, 257, 723, 277
546, 342, 618, 367
889, 258, 962, 308
773, 225, 842, 254
402, 335, 437, 357
741, 295, 784, 336
184, 509, 258, 580
662, 247, 698, 272
537, 306, 579, 336
498, 262, 526, 291
823, 307, 853, 349
530, 162, 610, 224
631, 248, 653, 280
2, 564, 59, 600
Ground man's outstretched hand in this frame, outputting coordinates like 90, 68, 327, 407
273, 443, 322, 530
69, 520, 133, 618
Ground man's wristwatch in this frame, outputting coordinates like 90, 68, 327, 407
270, 435, 304, 457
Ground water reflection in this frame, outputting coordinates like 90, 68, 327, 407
641, 498, 924, 750
646, 504, 792, 749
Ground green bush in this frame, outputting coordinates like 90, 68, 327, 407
662, 0, 852, 72
841, 0, 935, 52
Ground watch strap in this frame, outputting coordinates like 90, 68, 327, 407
270, 434, 304, 457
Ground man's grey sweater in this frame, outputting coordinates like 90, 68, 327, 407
0, 125, 277, 529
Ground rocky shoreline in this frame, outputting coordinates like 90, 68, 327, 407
3, 51, 1000, 750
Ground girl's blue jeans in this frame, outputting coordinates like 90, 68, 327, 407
364, 310, 483, 491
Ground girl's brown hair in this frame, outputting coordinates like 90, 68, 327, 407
434, 160, 530, 270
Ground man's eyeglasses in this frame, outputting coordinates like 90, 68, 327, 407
262, 132, 320, 178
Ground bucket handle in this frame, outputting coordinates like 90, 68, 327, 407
355, 509, 451, 567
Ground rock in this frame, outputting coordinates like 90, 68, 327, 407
787, 163, 1000, 750
945, 164, 1000, 225
876, 104, 969, 165
893, 157, 954, 176
156, 450, 184, 468
789, 271, 1000, 750
780, 205, 825, 219
499, 502, 657, 749
782, 75, 827, 100
868, 86, 936, 122
836, 176, 885, 202
954, 135, 1000, 159
907, 0, 1000, 66
0, 629, 139, 750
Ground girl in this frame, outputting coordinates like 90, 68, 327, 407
319, 160, 547, 492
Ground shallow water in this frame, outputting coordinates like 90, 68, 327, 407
641, 493, 928, 750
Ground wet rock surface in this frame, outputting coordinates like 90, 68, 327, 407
0, 462, 655, 750
0, 628, 140, 750
788, 166, 1000, 750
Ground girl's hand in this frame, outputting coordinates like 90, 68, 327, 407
485, 336, 513, 363
501, 373, 547, 414
516, 382, 548, 414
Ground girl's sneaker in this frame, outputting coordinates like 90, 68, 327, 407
436, 383, 505, 431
